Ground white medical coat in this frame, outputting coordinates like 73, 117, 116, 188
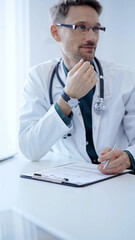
19, 59, 135, 162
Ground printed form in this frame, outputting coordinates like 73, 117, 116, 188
24, 162, 131, 186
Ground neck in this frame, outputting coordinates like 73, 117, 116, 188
61, 55, 79, 71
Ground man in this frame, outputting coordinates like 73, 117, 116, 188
19, 0, 135, 175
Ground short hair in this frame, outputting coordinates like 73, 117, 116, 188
49, 0, 102, 24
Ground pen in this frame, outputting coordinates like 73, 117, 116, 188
103, 144, 116, 170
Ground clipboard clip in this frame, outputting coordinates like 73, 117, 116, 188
32, 173, 69, 184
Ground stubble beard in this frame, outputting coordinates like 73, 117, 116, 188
73, 48, 96, 62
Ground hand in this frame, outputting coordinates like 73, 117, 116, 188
64, 59, 97, 99
97, 147, 131, 175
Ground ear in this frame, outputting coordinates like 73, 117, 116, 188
50, 24, 61, 42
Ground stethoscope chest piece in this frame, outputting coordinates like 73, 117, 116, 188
94, 97, 106, 114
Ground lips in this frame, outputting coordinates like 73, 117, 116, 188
80, 46, 96, 54
80, 45, 96, 49
81, 46, 95, 50
79, 43, 96, 51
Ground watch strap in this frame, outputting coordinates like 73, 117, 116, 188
61, 91, 70, 102
61, 91, 79, 108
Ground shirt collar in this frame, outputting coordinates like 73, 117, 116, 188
62, 61, 68, 76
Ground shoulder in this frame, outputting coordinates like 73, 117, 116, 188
24, 59, 59, 94
100, 59, 135, 85
26, 59, 60, 89
100, 59, 135, 76
28, 59, 58, 78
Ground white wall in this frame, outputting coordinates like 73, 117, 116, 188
29, 0, 135, 69
29, 0, 60, 67
98, 0, 135, 67
0, 0, 30, 155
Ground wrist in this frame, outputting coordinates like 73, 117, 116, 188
124, 150, 134, 170
57, 96, 72, 117
61, 91, 79, 108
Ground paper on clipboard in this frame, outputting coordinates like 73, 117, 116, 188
20, 162, 132, 187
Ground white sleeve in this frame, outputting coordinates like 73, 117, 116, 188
19, 66, 72, 161
123, 77, 135, 158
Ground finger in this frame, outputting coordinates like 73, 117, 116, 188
89, 76, 98, 88
109, 155, 124, 168
83, 71, 97, 89
102, 153, 127, 173
98, 149, 120, 163
98, 163, 125, 175
100, 147, 112, 155
88, 73, 98, 88
98, 147, 112, 162
108, 153, 130, 172
69, 59, 84, 75
107, 164, 125, 174
84, 62, 95, 74
82, 65, 96, 80
75, 61, 92, 77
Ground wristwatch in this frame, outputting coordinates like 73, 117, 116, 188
61, 91, 79, 108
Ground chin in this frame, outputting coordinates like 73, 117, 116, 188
83, 57, 94, 62
73, 52, 95, 63
80, 52, 95, 62
82, 56, 94, 62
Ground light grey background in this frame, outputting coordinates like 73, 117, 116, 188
28, 0, 135, 69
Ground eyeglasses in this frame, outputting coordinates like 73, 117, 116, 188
56, 23, 106, 34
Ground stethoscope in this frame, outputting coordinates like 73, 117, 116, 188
49, 57, 106, 113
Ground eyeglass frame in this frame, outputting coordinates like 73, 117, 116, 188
56, 23, 106, 33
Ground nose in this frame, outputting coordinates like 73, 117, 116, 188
85, 28, 97, 42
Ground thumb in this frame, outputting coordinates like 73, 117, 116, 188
69, 59, 84, 75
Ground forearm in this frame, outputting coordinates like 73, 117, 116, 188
19, 105, 72, 161
57, 96, 72, 116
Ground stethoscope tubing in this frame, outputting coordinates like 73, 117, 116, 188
93, 57, 104, 99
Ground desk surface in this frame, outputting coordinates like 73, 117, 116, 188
0, 152, 135, 240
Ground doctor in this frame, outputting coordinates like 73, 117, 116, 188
19, 0, 135, 174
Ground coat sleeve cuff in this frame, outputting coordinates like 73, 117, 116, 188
54, 102, 72, 126
124, 150, 135, 172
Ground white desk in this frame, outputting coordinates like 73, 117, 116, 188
0, 152, 135, 240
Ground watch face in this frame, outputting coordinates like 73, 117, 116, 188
68, 98, 78, 108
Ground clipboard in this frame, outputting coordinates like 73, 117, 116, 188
20, 162, 132, 187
